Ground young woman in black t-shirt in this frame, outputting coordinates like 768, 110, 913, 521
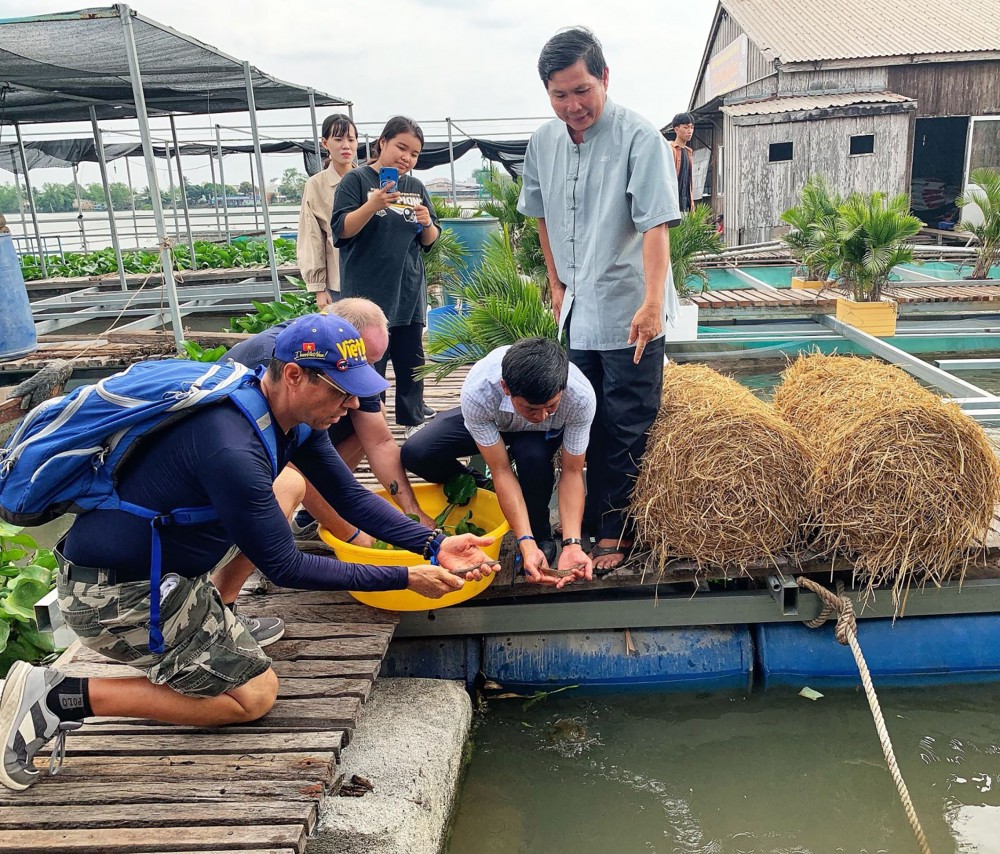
331, 116, 439, 434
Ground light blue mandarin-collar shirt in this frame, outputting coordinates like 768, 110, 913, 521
518, 98, 682, 351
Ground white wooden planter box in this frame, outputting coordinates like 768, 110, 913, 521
663, 301, 699, 343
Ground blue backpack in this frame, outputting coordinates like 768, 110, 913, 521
0, 359, 283, 653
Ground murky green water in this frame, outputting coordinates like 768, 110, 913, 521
448, 686, 1000, 854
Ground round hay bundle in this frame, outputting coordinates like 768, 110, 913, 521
773, 353, 929, 436
773, 354, 1000, 607
632, 362, 813, 572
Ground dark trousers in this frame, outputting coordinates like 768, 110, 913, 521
400, 407, 562, 539
568, 336, 664, 541
374, 322, 426, 427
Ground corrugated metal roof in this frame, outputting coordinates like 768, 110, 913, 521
722, 0, 1000, 64
721, 91, 914, 116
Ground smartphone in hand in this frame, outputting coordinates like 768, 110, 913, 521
379, 166, 399, 190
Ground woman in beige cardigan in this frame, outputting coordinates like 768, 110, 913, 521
297, 114, 358, 311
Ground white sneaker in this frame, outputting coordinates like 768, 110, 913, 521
403, 423, 426, 439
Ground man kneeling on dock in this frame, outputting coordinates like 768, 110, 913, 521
402, 337, 596, 586
0, 313, 495, 792
223, 297, 436, 547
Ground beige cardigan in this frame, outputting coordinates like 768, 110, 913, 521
296, 165, 344, 293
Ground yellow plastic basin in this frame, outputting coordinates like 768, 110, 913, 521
318, 483, 509, 611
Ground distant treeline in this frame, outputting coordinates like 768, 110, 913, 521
0, 168, 309, 215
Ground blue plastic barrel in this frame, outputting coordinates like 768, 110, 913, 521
437, 216, 499, 305
483, 626, 754, 692
758, 615, 1000, 689
0, 233, 37, 362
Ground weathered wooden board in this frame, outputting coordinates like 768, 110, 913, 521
274, 620, 396, 639
59, 732, 344, 756
0, 825, 306, 854
271, 658, 383, 680
30, 751, 336, 783
267, 636, 391, 661
0, 779, 331, 808
83, 697, 362, 731
0, 800, 317, 832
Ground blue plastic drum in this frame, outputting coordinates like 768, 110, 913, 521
436, 216, 500, 305
0, 233, 37, 362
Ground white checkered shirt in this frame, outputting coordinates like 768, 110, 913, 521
460, 346, 596, 454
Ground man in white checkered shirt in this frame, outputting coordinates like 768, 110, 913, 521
402, 338, 596, 585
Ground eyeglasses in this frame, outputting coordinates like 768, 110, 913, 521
314, 371, 355, 400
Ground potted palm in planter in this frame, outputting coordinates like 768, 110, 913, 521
780, 175, 840, 290
424, 200, 469, 309
815, 191, 923, 337
667, 203, 723, 342
957, 167, 1000, 281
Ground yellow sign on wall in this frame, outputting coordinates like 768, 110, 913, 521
707, 34, 749, 101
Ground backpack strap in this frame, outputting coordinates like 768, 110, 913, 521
229, 382, 281, 479
116, 380, 282, 655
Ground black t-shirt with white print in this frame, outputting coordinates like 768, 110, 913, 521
332, 166, 437, 328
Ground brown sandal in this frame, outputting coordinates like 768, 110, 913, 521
590, 542, 635, 575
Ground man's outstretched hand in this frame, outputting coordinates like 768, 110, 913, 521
437, 534, 496, 574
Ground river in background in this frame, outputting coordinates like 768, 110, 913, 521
448, 685, 1000, 854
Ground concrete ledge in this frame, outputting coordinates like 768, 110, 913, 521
312, 677, 472, 854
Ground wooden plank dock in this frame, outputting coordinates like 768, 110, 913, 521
4, 337, 1000, 849
691, 282, 1000, 319
0, 586, 397, 854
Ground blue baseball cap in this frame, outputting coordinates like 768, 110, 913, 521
273, 313, 390, 398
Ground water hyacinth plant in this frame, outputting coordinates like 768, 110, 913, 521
0, 521, 60, 678
226, 275, 317, 334
20, 238, 298, 281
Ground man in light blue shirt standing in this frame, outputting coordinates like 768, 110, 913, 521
518, 26, 681, 572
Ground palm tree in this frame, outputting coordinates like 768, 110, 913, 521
817, 192, 923, 302
958, 167, 1000, 280
477, 167, 546, 285
423, 224, 468, 308
670, 204, 723, 296
417, 227, 557, 381
780, 175, 841, 282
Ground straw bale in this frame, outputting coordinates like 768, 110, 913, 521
631, 363, 813, 572
773, 353, 929, 437
773, 354, 1000, 610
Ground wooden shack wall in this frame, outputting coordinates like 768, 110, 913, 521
693, 11, 774, 110
888, 61, 1000, 117
724, 110, 913, 246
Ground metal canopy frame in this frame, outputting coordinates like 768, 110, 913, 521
0, 4, 350, 347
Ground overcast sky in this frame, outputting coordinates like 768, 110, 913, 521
1, 0, 719, 189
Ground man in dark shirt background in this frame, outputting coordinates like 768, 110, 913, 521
669, 112, 696, 214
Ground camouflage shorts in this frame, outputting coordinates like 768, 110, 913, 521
56, 568, 271, 698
